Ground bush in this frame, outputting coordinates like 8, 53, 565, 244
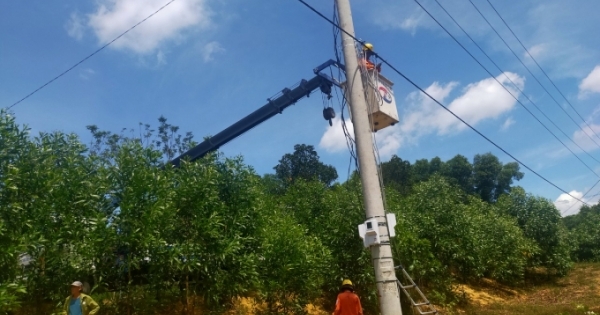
390, 176, 533, 285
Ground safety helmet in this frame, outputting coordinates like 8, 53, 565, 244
342, 279, 353, 287
363, 43, 374, 51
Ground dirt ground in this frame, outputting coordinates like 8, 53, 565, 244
226, 263, 600, 315
456, 263, 600, 315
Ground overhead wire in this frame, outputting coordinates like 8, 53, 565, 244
485, 0, 600, 144
6, 0, 177, 110
466, 0, 600, 152
563, 179, 600, 214
410, 0, 600, 178
295, 0, 589, 205
430, 0, 600, 165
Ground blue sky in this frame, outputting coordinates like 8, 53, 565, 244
1, 0, 600, 216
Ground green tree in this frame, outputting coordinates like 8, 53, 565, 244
497, 187, 572, 275
393, 176, 532, 284
380, 155, 413, 195
429, 157, 443, 175
441, 154, 473, 194
274, 144, 338, 186
565, 204, 600, 262
473, 153, 523, 202
411, 158, 431, 183
257, 208, 331, 315
277, 179, 379, 314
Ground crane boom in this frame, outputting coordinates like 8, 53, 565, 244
170, 61, 340, 167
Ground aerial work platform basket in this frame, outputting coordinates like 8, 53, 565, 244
342, 70, 400, 132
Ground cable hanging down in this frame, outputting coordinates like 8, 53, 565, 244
295, 0, 588, 205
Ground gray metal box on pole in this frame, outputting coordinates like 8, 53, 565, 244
334, 0, 404, 315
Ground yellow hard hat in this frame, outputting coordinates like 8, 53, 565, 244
363, 43, 373, 51
342, 279, 353, 286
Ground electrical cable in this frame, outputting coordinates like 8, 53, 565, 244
411, 0, 600, 177
295, 0, 589, 205
6, 0, 177, 110
466, 0, 600, 152
485, 0, 600, 144
429, 0, 600, 165
563, 179, 600, 214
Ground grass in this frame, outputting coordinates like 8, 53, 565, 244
456, 263, 600, 315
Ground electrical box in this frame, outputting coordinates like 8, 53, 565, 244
341, 71, 399, 132
358, 218, 381, 248
365, 73, 399, 132
386, 213, 397, 238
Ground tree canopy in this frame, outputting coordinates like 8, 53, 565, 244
380, 153, 524, 202
274, 144, 338, 187
0, 109, 595, 315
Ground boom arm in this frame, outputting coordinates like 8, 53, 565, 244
170, 61, 341, 167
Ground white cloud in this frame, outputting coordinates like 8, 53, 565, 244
319, 73, 524, 158
554, 190, 586, 216
201, 41, 225, 62
79, 68, 96, 80
572, 123, 600, 152
156, 50, 167, 65
66, 12, 85, 40
579, 65, 600, 99
526, 44, 546, 59
319, 117, 354, 153
501, 117, 515, 131
400, 72, 524, 138
83, 0, 212, 54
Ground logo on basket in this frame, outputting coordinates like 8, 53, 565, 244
379, 86, 393, 104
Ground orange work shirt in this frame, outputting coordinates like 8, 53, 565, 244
334, 291, 363, 315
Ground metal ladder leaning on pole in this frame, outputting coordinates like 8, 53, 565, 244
396, 265, 439, 315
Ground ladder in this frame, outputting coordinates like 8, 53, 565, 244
395, 265, 439, 315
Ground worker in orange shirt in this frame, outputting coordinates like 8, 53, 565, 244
333, 279, 363, 315
362, 43, 381, 73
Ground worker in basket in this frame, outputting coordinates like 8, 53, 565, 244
333, 279, 363, 315
362, 43, 382, 73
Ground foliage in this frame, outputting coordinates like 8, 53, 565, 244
392, 176, 533, 285
497, 188, 572, 274
564, 205, 600, 262
473, 153, 523, 202
274, 144, 338, 187
276, 179, 379, 315
380, 155, 412, 195
380, 152, 524, 202
1, 109, 588, 315
257, 207, 331, 315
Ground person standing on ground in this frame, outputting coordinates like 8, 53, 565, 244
62, 281, 100, 315
333, 279, 363, 315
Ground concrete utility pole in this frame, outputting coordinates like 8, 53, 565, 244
335, 0, 404, 314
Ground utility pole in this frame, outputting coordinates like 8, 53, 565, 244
335, 0, 404, 315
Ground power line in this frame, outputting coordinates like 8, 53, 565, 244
295, 0, 589, 205
485, 0, 600, 144
563, 179, 600, 214
6, 0, 176, 110
410, 0, 600, 177
466, 0, 600, 152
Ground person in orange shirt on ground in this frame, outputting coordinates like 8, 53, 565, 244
333, 279, 363, 315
